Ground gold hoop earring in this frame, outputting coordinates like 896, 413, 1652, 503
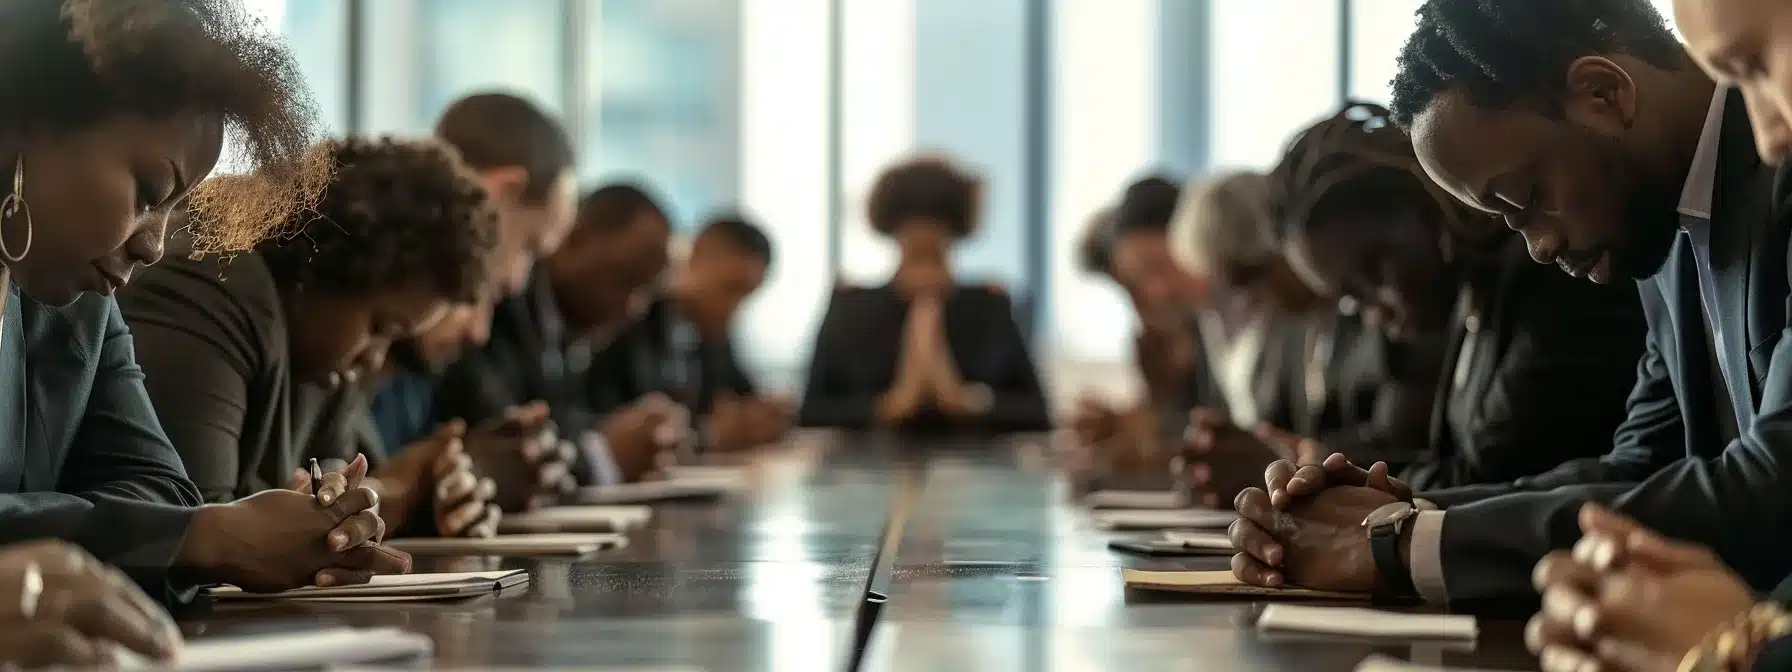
0, 155, 34, 263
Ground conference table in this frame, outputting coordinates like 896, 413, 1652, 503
180, 431, 1539, 670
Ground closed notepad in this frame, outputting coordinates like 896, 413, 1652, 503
116, 627, 431, 670
497, 504, 654, 533
1093, 508, 1238, 530
1081, 489, 1185, 510
386, 533, 627, 556
1160, 530, 1235, 552
209, 569, 530, 602
1121, 569, 1363, 600
1257, 605, 1478, 639
576, 473, 747, 505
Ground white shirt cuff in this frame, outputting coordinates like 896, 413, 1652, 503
581, 431, 622, 486
1410, 510, 1448, 603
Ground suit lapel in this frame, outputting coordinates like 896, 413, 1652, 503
16, 299, 55, 493
1710, 93, 1766, 421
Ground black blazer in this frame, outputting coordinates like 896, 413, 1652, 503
117, 251, 356, 503
797, 284, 1051, 434
0, 288, 203, 601
584, 295, 758, 419
1289, 312, 1440, 458
1379, 238, 1647, 491
1424, 92, 1792, 603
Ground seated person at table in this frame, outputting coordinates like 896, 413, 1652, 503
1070, 177, 1225, 463
798, 156, 1051, 434
1266, 101, 1645, 490
437, 183, 686, 485
119, 137, 502, 538
587, 213, 791, 453
1227, 0, 1792, 607
0, 0, 406, 601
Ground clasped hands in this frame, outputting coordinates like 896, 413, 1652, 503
878, 295, 985, 424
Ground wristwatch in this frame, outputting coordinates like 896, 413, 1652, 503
1362, 501, 1420, 600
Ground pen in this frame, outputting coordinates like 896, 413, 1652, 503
309, 458, 325, 506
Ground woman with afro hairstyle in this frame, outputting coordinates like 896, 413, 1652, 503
0, 1, 396, 666
118, 138, 502, 568
799, 155, 1050, 434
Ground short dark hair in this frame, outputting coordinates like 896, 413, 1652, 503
1113, 175, 1181, 236
570, 183, 669, 239
434, 92, 574, 205
867, 156, 981, 238
1, 0, 332, 254
1388, 0, 1683, 127
698, 213, 774, 267
1077, 208, 1118, 276
258, 137, 496, 304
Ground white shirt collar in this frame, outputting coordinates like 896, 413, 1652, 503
1677, 89, 1729, 220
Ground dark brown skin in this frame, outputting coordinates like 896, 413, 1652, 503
460, 403, 573, 513
0, 540, 182, 665
1182, 409, 1294, 509
284, 281, 451, 392
603, 393, 684, 483
1226, 454, 1410, 593
671, 230, 789, 450
1672, 0, 1792, 163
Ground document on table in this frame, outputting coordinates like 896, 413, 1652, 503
116, 627, 431, 670
386, 533, 627, 556
496, 504, 654, 533
1160, 530, 1235, 551
1093, 508, 1238, 530
1121, 569, 1363, 600
1081, 489, 1184, 510
209, 569, 530, 601
576, 475, 746, 505
1258, 605, 1477, 639
1355, 654, 1517, 672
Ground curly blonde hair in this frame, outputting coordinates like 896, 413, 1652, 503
5, 0, 332, 253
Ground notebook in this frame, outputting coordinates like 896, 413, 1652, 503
1081, 489, 1184, 510
1121, 569, 1363, 600
1160, 530, 1235, 552
496, 504, 654, 533
115, 627, 431, 670
575, 475, 746, 505
385, 533, 627, 557
1355, 654, 1513, 672
1093, 508, 1238, 530
1258, 605, 1477, 639
208, 569, 530, 602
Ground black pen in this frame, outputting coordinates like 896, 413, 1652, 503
309, 458, 325, 506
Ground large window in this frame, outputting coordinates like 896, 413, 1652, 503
359, 0, 566, 135
1347, 0, 1424, 104
1208, 0, 1342, 170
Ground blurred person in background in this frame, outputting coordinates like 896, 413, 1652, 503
800, 155, 1050, 434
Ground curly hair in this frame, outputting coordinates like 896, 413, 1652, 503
867, 155, 982, 238
1, 0, 332, 254
257, 138, 496, 304
1388, 0, 1683, 127
1270, 102, 1466, 240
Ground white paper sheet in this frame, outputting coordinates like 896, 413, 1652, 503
117, 627, 431, 671
1258, 605, 1478, 639
386, 533, 626, 556
1081, 489, 1184, 509
209, 569, 529, 600
497, 504, 654, 533
1092, 508, 1238, 530
1161, 530, 1234, 550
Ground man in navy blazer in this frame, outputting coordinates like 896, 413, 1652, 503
1224, 0, 1792, 606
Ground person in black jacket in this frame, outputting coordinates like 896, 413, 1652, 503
799, 155, 1050, 434
1268, 102, 1646, 491
1228, 0, 1792, 608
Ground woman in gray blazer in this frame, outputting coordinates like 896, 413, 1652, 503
0, 1, 411, 665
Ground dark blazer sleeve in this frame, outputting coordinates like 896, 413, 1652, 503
1319, 333, 1444, 470
797, 290, 880, 429
117, 259, 271, 503
965, 290, 1052, 432
0, 299, 202, 603
1400, 272, 1647, 491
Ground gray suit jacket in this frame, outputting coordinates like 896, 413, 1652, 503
0, 287, 204, 602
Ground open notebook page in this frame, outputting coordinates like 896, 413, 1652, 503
1258, 605, 1477, 639
116, 627, 431, 671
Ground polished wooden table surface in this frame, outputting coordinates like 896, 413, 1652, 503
178, 432, 1540, 670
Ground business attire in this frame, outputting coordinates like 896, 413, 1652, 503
0, 287, 204, 602
1197, 310, 1307, 433
1403, 90, 1792, 605
583, 294, 758, 421
1348, 238, 1648, 491
798, 283, 1051, 434
116, 249, 357, 503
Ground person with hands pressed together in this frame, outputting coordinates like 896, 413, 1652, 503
1231, 0, 1792, 608
118, 137, 501, 542
800, 156, 1050, 434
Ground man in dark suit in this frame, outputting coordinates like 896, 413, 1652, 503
585, 214, 790, 453
1226, 0, 1792, 607
436, 184, 685, 485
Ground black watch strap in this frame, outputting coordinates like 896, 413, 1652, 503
1370, 520, 1419, 599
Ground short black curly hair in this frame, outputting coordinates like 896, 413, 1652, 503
867, 155, 982, 238
258, 138, 496, 304
1, 0, 332, 253
1388, 0, 1684, 128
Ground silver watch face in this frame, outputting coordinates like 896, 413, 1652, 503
1361, 501, 1418, 527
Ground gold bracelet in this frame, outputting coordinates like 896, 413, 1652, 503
1679, 603, 1792, 672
